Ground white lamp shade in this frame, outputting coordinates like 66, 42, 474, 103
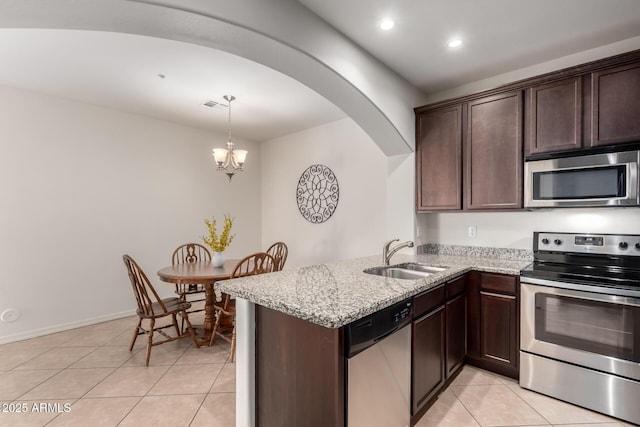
233, 150, 248, 165
212, 148, 228, 164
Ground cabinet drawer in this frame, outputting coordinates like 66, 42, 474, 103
446, 275, 467, 300
414, 285, 445, 318
479, 273, 516, 295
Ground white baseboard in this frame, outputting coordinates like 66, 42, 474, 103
0, 309, 137, 345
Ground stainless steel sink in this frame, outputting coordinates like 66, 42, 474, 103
363, 263, 446, 280
392, 263, 446, 274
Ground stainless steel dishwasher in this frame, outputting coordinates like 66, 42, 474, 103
345, 298, 412, 427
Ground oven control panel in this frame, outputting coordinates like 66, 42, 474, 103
535, 232, 640, 256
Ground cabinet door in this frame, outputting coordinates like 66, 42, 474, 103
466, 271, 481, 360
465, 91, 523, 209
592, 62, 640, 146
412, 306, 445, 415
416, 105, 463, 211
446, 293, 466, 378
480, 291, 518, 372
527, 77, 583, 155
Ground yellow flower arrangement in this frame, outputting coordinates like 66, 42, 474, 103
203, 214, 235, 253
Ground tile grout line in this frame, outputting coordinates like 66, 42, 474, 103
186, 341, 234, 426
39, 329, 131, 427
6, 368, 63, 403
41, 323, 150, 425
494, 375, 557, 426
448, 368, 554, 427
448, 384, 484, 427
42, 397, 81, 427
3, 346, 55, 372
111, 329, 193, 425
188, 343, 232, 426
43, 318, 192, 426
114, 395, 145, 427
502, 382, 555, 426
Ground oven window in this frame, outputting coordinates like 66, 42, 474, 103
535, 293, 639, 362
532, 165, 626, 200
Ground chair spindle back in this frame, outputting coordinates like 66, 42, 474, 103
172, 243, 211, 265
123, 255, 167, 317
266, 242, 288, 271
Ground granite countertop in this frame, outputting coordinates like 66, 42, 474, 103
215, 250, 532, 329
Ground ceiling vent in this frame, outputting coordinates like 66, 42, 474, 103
202, 100, 229, 111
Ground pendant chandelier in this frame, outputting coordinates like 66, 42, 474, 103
212, 95, 248, 181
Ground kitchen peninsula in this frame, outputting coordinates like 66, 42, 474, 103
216, 249, 531, 427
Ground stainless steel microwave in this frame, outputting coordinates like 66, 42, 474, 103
524, 150, 640, 208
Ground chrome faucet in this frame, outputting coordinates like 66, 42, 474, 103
382, 239, 415, 266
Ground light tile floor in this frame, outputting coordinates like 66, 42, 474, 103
0, 313, 636, 427
0, 312, 234, 427
415, 365, 636, 427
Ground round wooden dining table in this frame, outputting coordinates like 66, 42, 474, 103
157, 259, 238, 347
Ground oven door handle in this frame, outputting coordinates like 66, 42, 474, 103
480, 291, 516, 300
521, 278, 640, 307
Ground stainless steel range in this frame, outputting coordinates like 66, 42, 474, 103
520, 232, 640, 425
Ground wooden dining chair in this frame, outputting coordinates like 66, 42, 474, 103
266, 241, 288, 271
172, 243, 211, 327
209, 252, 276, 361
123, 255, 199, 366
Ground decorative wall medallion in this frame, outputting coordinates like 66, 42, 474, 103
296, 164, 339, 223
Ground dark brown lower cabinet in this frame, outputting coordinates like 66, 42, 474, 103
412, 275, 468, 418
412, 305, 445, 415
480, 291, 518, 370
467, 272, 520, 378
446, 292, 467, 377
256, 306, 344, 427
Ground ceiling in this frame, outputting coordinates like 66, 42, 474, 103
1, 1, 639, 142
0, 29, 346, 142
299, 0, 640, 93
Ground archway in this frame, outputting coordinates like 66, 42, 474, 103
0, 0, 424, 154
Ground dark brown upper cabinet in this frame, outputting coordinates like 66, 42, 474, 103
464, 91, 523, 210
526, 76, 583, 155
416, 105, 463, 211
414, 50, 640, 213
591, 62, 640, 147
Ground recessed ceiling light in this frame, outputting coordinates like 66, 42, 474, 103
379, 19, 395, 31
447, 39, 463, 48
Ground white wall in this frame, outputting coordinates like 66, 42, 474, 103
260, 118, 388, 268
387, 153, 416, 243
0, 85, 261, 343
418, 209, 640, 250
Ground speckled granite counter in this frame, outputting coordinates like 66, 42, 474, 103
215, 251, 532, 329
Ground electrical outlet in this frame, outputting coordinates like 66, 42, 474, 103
1, 308, 20, 323
416, 226, 421, 238
468, 226, 477, 238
